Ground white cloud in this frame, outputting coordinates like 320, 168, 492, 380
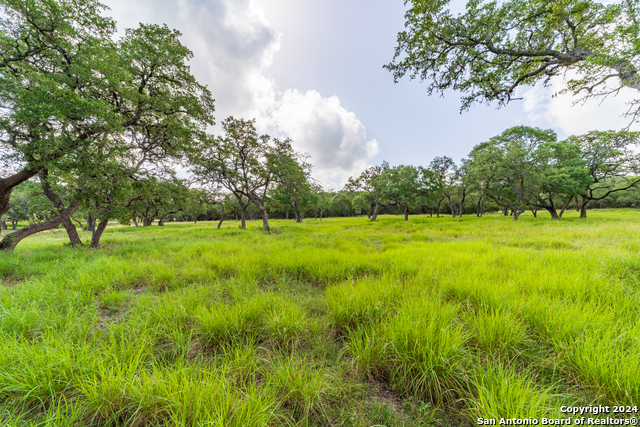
267, 89, 379, 188
521, 75, 640, 137
103, 0, 378, 188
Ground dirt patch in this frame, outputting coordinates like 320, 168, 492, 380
130, 281, 147, 295
93, 283, 150, 332
369, 379, 409, 422
94, 304, 128, 332
1, 276, 22, 287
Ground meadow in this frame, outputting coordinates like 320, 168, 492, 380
1, 210, 640, 426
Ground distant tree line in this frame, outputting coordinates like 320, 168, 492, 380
2, 0, 640, 253
5, 124, 640, 247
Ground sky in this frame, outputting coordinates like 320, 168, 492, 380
103, 0, 639, 189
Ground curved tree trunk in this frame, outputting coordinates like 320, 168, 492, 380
404, 207, 409, 221
90, 217, 110, 248
61, 219, 83, 246
580, 198, 589, 218
371, 203, 380, 221
545, 207, 559, 220
218, 212, 225, 229
558, 198, 573, 219
0, 188, 10, 220
39, 170, 83, 246
0, 167, 41, 219
238, 199, 247, 230
258, 204, 270, 230
0, 204, 79, 252
512, 210, 525, 221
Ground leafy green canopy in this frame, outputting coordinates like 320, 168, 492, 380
386, 0, 640, 116
0, 0, 215, 219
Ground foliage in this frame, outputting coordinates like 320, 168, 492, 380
345, 162, 391, 221
386, 0, 640, 118
567, 130, 640, 216
468, 126, 558, 220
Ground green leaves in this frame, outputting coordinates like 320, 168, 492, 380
387, 0, 639, 117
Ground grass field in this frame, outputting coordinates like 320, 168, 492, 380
1, 210, 640, 426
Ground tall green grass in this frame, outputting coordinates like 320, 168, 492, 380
1, 210, 640, 425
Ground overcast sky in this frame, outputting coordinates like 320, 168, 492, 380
103, 0, 639, 189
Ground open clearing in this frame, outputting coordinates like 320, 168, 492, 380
1, 210, 640, 426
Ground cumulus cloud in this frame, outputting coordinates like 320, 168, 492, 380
521, 75, 640, 137
103, 0, 377, 188
267, 90, 379, 188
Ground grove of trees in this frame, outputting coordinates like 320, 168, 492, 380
2, 0, 640, 254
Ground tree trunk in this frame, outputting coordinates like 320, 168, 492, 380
404, 207, 409, 221
476, 197, 483, 217
371, 203, 380, 221
546, 206, 559, 220
285, 210, 289, 220
132, 217, 139, 227
0, 167, 41, 219
575, 197, 580, 212
558, 198, 573, 219
437, 199, 442, 218
531, 209, 537, 218
260, 207, 270, 230
238, 199, 247, 230
513, 210, 525, 221
0, 188, 11, 220
61, 218, 83, 246
90, 217, 110, 248
38, 169, 83, 246
502, 207, 509, 216
218, 213, 225, 229
294, 200, 302, 223
579, 197, 589, 218
320, 208, 323, 220
85, 214, 96, 232
458, 189, 467, 218
1, 219, 6, 230
11, 220, 17, 230
0, 204, 79, 252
